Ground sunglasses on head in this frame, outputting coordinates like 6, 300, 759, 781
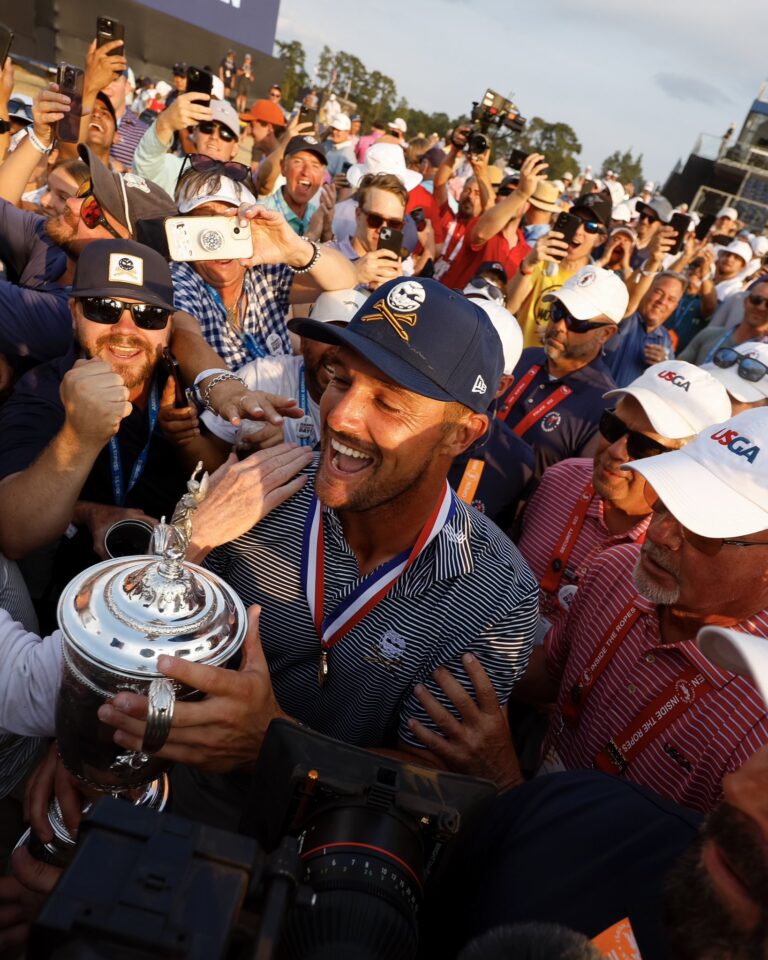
362, 209, 404, 231
713, 347, 768, 383
747, 293, 768, 309
76, 181, 123, 241
197, 120, 237, 142
549, 300, 612, 334
78, 296, 171, 330
466, 277, 505, 303
599, 408, 670, 460
643, 487, 768, 556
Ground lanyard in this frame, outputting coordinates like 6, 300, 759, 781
702, 329, 732, 365
433, 220, 465, 279
301, 482, 456, 686
295, 362, 313, 447
560, 597, 643, 726
498, 365, 540, 422
456, 458, 485, 505
510, 384, 572, 437
209, 283, 267, 360
540, 481, 595, 594
593, 667, 715, 775
108, 379, 160, 507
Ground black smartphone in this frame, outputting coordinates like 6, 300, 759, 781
161, 348, 188, 408
299, 106, 317, 127
509, 148, 529, 169
186, 66, 213, 102
378, 226, 403, 257
668, 213, 693, 257
95, 16, 124, 57
410, 207, 427, 232
694, 212, 715, 242
340, 160, 352, 175
56, 63, 85, 143
710, 233, 733, 247
0, 23, 14, 67
551, 211, 582, 258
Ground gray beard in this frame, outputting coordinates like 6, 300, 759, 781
632, 554, 681, 605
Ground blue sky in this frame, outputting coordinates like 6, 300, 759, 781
276, 0, 768, 186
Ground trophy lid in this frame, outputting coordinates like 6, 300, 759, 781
57, 465, 247, 678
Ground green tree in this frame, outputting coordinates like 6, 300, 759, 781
600, 149, 644, 185
274, 40, 309, 107
518, 117, 582, 179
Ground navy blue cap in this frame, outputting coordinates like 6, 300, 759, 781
284, 135, 327, 165
289, 278, 504, 413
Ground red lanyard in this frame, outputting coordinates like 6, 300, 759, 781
593, 667, 715, 775
540, 481, 594, 594
561, 598, 643, 726
497, 364, 573, 436
456, 458, 485, 505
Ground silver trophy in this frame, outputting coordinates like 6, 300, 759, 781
21, 464, 247, 865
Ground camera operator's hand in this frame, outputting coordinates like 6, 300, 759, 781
407, 653, 524, 793
155, 91, 213, 146
468, 147, 489, 174
84, 38, 127, 96
354, 248, 400, 289
646, 224, 677, 271
516, 152, 548, 201
525, 230, 568, 268
98, 605, 288, 772
450, 124, 471, 151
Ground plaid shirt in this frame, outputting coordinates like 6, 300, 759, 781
171, 260, 293, 370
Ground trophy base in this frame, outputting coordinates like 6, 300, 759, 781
17, 773, 170, 869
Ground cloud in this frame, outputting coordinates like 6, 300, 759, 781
654, 73, 733, 106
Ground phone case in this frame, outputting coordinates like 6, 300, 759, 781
378, 227, 403, 256
56, 64, 84, 143
165, 216, 254, 262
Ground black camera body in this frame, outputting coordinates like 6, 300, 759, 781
459, 88, 527, 158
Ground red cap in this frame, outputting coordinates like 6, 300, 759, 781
240, 99, 286, 125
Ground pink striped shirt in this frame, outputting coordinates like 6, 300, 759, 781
542, 543, 768, 812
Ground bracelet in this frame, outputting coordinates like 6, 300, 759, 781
201, 372, 246, 414
641, 269, 660, 277
291, 238, 321, 274
27, 129, 53, 154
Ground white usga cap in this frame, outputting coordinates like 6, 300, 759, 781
604, 361, 733, 439
703, 341, 768, 404
177, 175, 256, 213
308, 289, 367, 325
628, 407, 768, 538
472, 300, 523, 376
543, 266, 629, 324
697, 626, 768, 708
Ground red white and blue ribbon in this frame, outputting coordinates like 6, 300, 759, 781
301, 481, 456, 652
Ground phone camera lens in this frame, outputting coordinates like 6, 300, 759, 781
234, 227, 240, 235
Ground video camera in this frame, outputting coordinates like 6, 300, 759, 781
457, 88, 527, 157
29, 720, 495, 960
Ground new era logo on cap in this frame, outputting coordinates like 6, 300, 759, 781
108, 253, 144, 285
472, 375, 487, 394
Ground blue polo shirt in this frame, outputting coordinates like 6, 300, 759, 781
258, 186, 317, 236
500, 347, 617, 478
604, 310, 675, 388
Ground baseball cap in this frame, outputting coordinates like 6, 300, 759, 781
172, 62, 187, 76
472, 300, 523, 376
718, 239, 752, 266
628, 407, 768, 537
388, 117, 407, 135
94, 91, 117, 126
642, 181, 654, 193
717, 206, 739, 221
697, 626, 768, 708
240, 99, 285, 125
703, 341, 768, 404
72, 239, 175, 311
528, 181, 560, 213
751, 236, 768, 257
330, 113, 351, 132
288, 277, 504, 414
308, 289, 367, 325
8, 95, 33, 126
422, 146, 446, 168
604, 361, 732, 440
177, 175, 255, 213
572, 190, 613, 229
78, 145, 177, 234
208, 100, 241, 139
635, 196, 673, 224
611, 202, 632, 223
284, 135, 327, 165
543, 265, 629, 324
562, 171, 574, 181
347, 141, 421, 192
475, 260, 508, 286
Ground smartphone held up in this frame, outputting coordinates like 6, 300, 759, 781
56, 63, 84, 143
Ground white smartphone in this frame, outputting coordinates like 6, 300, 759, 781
164, 216, 254, 261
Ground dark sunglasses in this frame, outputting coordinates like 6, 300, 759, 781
747, 293, 768, 309
465, 277, 505, 303
713, 347, 768, 383
197, 120, 237, 143
78, 296, 171, 330
643, 488, 768, 556
361, 209, 404, 231
580, 220, 604, 235
76, 182, 123, 241
549, 300, 612, 334
637, 211, 659, 224
181, 153, 249, 182
599, 408, 670, 460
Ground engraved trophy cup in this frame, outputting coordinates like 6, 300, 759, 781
21, 464, 247, 865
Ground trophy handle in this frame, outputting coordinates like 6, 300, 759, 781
141, 678, 176, 755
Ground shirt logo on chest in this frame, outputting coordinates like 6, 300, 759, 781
541, 411, 562, 432
364, 629, 407, 673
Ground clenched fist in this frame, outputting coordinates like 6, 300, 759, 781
60, 358, 132, 446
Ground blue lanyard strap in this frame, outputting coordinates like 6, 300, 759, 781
108, 379, 160, 507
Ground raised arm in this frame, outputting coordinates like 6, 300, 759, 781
470, 153, 547, 247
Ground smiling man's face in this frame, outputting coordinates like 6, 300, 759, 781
86, 98, 117, 151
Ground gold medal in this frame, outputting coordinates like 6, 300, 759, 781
318, 649, 329, 688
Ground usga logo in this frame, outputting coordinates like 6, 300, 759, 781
657, 370, 690, 391
710, 428, 760, 463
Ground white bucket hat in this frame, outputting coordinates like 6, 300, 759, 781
346, 141, 422, 192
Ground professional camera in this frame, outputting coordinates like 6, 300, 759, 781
455, 88, 527, 157
30, 720, 495, 960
